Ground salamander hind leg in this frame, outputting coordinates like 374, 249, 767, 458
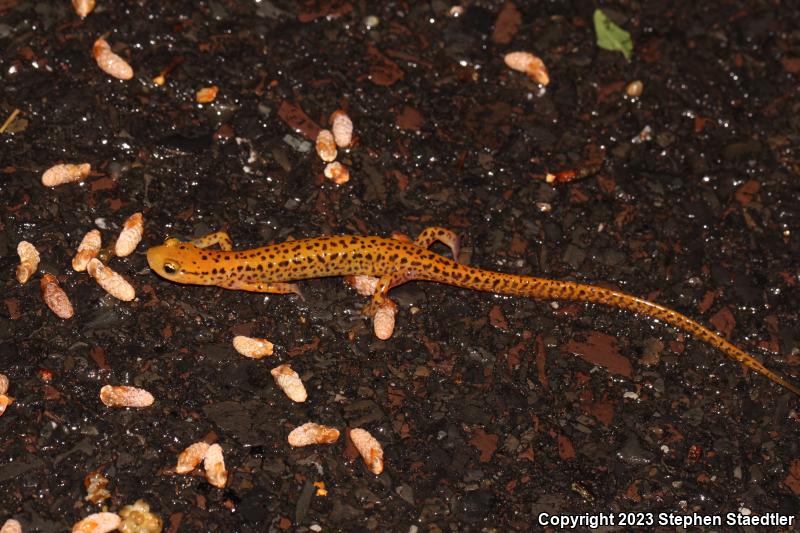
362, 272, 410, 340
191, 231, 233, 251
413, 227, 460, 261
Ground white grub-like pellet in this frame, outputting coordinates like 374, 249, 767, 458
114, 212, 144, 257
0, 519, 22, 533
71, 512, 121, 533
87, 259, 136, 301
288, 422, 340, 447
16, 240, 40, 284
175, 441, 210, 474
93, 38, 134, 80
349, 428, 384, 475
0, 394, 13, 417
0, 374, 8, 395
323, 161, 350, 185
626, 80, 644, 97
40, 273, 74, 319
232, 335, 274, 359
503, 51, 549, 86
72, 0, 95, 18
330, 110, 353, 148
41, 163, 91, 187
99, 385, 154, 408
72, 229, 102, 272
203, 443, 228, 488
315, 129, 337, 162
373, 301, 397, 340
347, 274, 379, 296
270, 364, 307, 403
118, 499, 163, 533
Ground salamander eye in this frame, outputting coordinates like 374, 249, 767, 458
162, 262, 178, 275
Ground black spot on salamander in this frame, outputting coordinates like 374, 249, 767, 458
237, 266, 244, 271
211, 268, 218, 274
278, 261, 289, 267
201, 255, 208, 260
224, 255, 230, 261
256, 264, 263, 271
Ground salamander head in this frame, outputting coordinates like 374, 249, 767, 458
147, 238, 208, 285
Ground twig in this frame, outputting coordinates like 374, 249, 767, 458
0, 108, 20, 134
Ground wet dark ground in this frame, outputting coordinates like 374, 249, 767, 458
2, 1, 800, 531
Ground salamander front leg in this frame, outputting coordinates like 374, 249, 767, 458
190, 231, 233, 251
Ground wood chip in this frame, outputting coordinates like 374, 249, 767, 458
315, 129, 337, 162
16, 240, 39, 284
40, 273, 74, 319
0, 394, 13, 417
373, 300, 397, 340
84, 469, 111, 504
330, 109, 353, 148
175, 442, 210, 474
72, 0, 95, 18
203, 443, 227, 488
349, 428, 384, 475
196, 86, 219, 104
114, 212, 144, 257
99, 385, 154, 408
41, 163, 90, 187
72, 512, 121, 533
0, 374, 8, 395
347, 275, 379, 296
232, 335, 274, 358
118, 499, 162, 533
323, 161, 350, 185
288, 422, 340, 447
87, 259, 136, 301
0, 519, 22, 533
93, 38, 133, 80
270, 364, 307, 402
72, 229, 102, 271
504, 51, 549, 85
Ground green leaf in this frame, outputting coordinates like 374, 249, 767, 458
593, 9, 633, 61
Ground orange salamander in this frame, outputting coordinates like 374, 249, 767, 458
146, 227, 799, 395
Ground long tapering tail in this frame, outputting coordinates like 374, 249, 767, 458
424, 263, 799, 395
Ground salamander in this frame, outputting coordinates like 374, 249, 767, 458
146, 227, 800, 395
